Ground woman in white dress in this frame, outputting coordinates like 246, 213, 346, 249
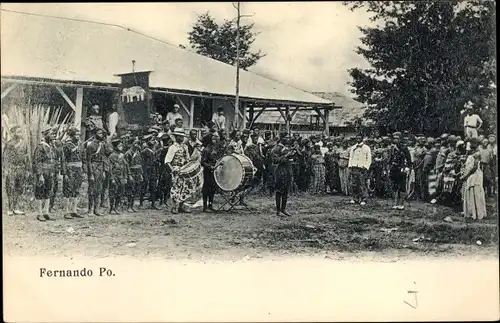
460, 138, 487, 220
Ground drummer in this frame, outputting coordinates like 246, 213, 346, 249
164, 128, 198, 214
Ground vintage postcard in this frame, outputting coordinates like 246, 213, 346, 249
2, 2, 498, 322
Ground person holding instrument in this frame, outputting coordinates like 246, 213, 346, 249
271, 133, 296, 217
164, 128, 198, 214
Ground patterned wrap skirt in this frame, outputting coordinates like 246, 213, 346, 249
309, 164, 326, 194
171, 167, 203, 204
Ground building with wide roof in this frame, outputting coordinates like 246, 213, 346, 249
1, 10, 339, 134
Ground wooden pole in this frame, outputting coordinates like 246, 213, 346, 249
324, 106, 330, 137
234, 1, 241, 129
249, 106, 267, 129
248, 105, 254, 129
55, 86, 76, 111
189, 97, 195, 129
285, 106, 290, 135
241, 101, 247, 130
75, 87, 84, 129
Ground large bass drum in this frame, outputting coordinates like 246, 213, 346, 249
214, 154, 255, 192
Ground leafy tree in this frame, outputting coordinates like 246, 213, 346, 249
345, 1, 496, 135
184, 12, 265, 70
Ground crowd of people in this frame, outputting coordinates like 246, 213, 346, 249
2, 104, 497, 222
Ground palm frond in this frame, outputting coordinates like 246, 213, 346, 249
2, 103, 74, 170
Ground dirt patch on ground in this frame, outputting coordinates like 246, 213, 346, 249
3, 192, 498, 261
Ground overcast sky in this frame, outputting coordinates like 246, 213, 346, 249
2, 2, 373, 96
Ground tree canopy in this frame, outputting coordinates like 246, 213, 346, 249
184, 12, 265, 70
345, 1, 496, 135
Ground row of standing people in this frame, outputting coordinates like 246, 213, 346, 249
3, 123, 496, 221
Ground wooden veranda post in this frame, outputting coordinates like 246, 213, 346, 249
241, 101, 247, 130
189, 97, 195, 129
324, 106, 330, 137
75, 87, 84, 129
248, 105, 254, 129
285, 106, 290, 134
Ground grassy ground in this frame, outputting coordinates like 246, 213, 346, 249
3, 183, 498, 260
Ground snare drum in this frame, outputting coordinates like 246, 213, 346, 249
214, 154, 255, 192
179, 161, 202, 179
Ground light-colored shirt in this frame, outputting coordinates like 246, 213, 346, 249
464, 114, 482, 128
166, 112, 183, 126
246, 136, 265, 146
108, 112, 119, 136
348, 143, 372, 169
164, 142, 189, 164
478, 146, 493, 164
212, 113, 226, 130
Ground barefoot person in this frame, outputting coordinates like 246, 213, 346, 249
108, 138, 129, 214
3, 125, 27, 216
85, 128, 107, 216
164, 128, 197, 214
61, 127, 84, 219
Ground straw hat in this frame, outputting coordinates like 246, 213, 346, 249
172, 128, 186, 137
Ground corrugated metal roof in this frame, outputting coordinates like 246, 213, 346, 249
1, 11, 331, 105
254, 92, 367, 127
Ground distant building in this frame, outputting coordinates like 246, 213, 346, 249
252, 91, 367, 137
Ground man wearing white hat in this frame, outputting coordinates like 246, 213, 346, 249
164, 128, 198, 213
